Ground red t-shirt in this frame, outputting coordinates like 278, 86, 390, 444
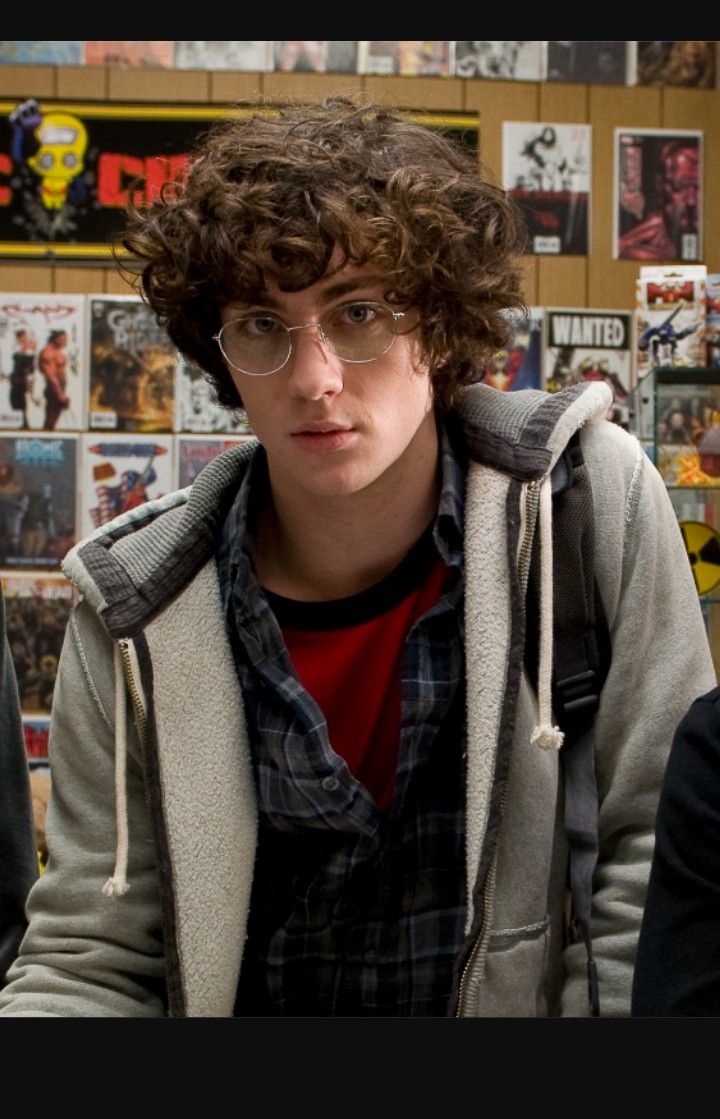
265, 530, 447, 811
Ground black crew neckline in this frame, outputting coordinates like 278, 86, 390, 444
263, 522, 441, 631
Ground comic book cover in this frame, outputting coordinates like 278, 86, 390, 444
174, 42, 274, 71
358, 42, 450, 76
87, 295, 176, 433
634, 41, 716, 88
482, 307, 543, 392
654, 379, 720, 487
273, 42, 358, 73
503, 122, 591, 255
544, 41, 629, 84
175, 356, 253, 435
543, 308, 634, 427
177, 435, 253, 489
1, 570, 74, 718
0, 434, 77, 569
0, 293, 86, 432
452, 42, 543, 80
84, 41, 173, 67
80, 433, 174, 537
706, 274, 720, 370
635, 265, 707, 377
23, 718, 50, 764
0, 42, 83, 65
614, 128, 703, 262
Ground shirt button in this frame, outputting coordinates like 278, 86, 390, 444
321, 776, 339, 792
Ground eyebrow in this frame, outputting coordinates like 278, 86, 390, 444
239, 274, 389, 312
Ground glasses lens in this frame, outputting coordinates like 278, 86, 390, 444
218, 315, 290, 375
322, 302, 398, 363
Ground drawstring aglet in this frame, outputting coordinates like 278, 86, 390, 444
530, 723, 565, 751
101, 876, 130, 898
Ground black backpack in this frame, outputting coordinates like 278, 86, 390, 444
524, 430, 612, 1017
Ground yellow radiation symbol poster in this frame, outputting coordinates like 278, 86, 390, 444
679, 520, 720, 596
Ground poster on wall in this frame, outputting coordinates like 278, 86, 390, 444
543, 308, 634, 427
543, 41, 630, 84
0, 570, 74, 717
0, 99, 478, 261
503, 121, 591, 255
79, 432, 174, 537
0, 432, 78, 569
632, 41, 716, 88
614, 128, 703, 262
452, 42, 543, 80
482, 307, 543, 391
0, 293, 86, 432
358, 42, 451, 76
273, 42, 358, 73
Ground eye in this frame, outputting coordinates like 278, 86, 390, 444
232, 314, 283, 337
336, 302, 380, 327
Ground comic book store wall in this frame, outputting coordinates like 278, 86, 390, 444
0, 41, 719, 784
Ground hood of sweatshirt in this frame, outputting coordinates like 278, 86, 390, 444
63, 380, 613, 631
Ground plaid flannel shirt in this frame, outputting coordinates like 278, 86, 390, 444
217, 422, 467, 1015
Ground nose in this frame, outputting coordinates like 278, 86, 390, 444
285, 322, 344, 400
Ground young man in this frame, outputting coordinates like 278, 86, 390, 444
0, 98, 714, 1018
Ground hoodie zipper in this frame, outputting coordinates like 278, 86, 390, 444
456, 478, 541, 1016
117, 638, 148, 749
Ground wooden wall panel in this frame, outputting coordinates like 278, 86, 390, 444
0, 264, 53, 290
539, 83, 588, 122
53, 267, 105, 293
263, 72, 365, 104
0, 65, 55, 97
107, 67, 209, 102
209, 72, 263, 105
364, 76, 463, 110
588, 85, 662, 309
538, 257, 588, 307
56, 66, 106, 100
103, 267, 136, 295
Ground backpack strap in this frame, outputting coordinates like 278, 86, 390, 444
525, 430, 612, 1017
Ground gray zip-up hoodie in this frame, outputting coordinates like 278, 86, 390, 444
0, 381, 714, 1017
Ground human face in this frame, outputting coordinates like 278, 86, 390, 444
219, 262, 437, 504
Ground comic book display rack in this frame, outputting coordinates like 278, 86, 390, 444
0, 290, 255, 768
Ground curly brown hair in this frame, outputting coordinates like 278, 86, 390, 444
121, 96, 527, 411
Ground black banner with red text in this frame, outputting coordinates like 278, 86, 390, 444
0, 99, 478, 261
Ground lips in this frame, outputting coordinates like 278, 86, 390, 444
291, 422, 353, 435
290, 425, 356, 453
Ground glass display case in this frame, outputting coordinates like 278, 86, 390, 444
632, 366, 720, 674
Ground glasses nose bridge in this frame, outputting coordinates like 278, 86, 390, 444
286, 317, 333, 355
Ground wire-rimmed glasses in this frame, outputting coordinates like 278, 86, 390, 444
213, 301, 408, 377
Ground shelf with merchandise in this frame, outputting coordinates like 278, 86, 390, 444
633, 367, 720, 671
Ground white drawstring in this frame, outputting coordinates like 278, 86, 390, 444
530, 475, 565, 752
101, 644, 131, 897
